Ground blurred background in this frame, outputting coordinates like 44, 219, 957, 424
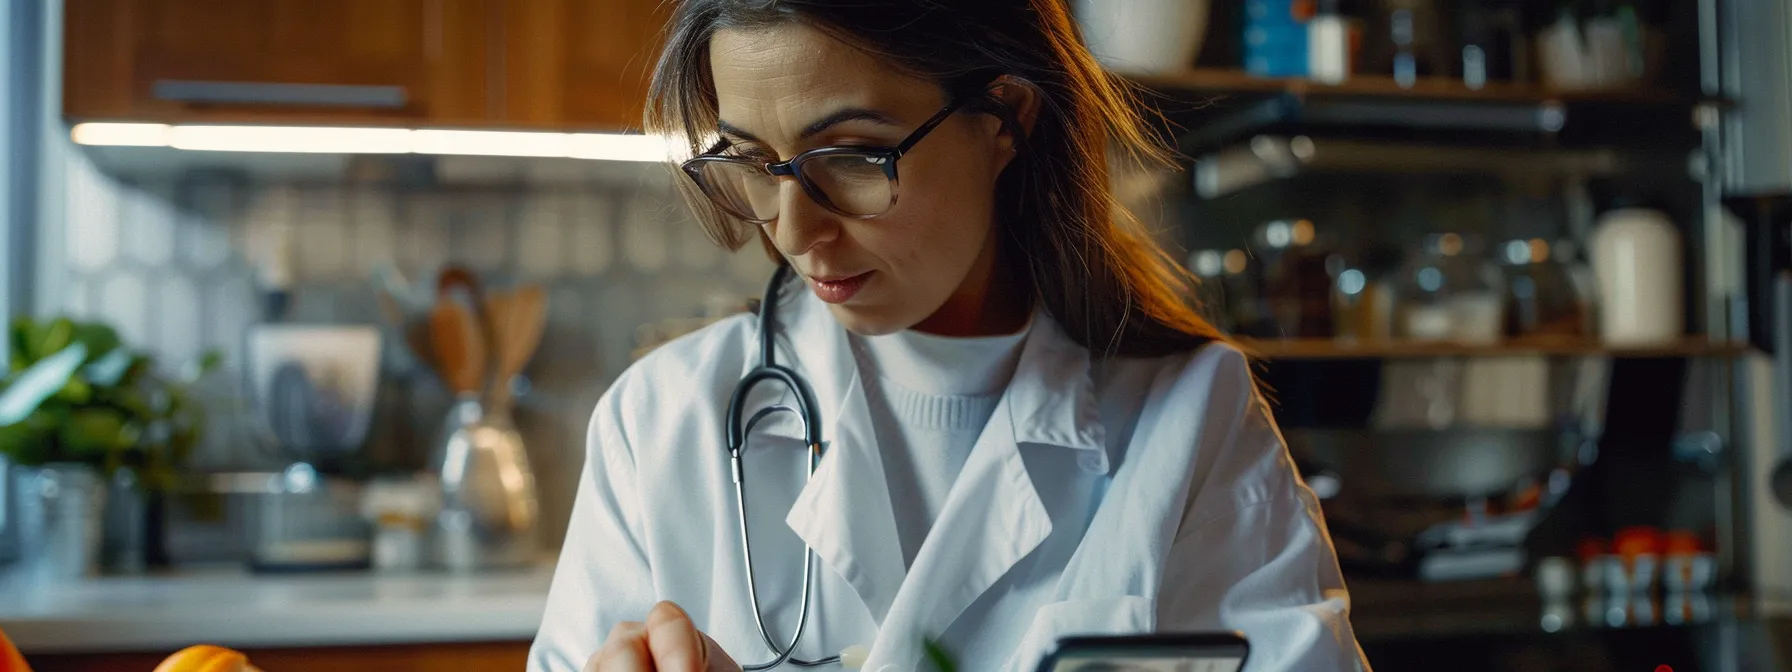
0, 0, 1790, 670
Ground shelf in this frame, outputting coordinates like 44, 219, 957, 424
1129, 69, 1716, 156
1133, 69, 1698, 105
1236, 337, 1750, 360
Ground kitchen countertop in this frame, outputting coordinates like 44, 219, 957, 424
0, 564, 554, 653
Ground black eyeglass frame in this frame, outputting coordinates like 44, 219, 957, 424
680, 78, 1003, 224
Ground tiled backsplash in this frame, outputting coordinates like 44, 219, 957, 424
56, 149, 775, 546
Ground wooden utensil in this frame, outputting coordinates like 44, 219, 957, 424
431, 267, 492, 398
487, 284, 547, 412
429, 301, 482, 395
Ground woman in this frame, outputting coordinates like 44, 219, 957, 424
531, 1, 1365, 670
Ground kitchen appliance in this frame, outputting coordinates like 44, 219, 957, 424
245, 463, 371, 573
1292, 427, 1580, 580
1727, 192, 1792, 615
246, 324, 383, 467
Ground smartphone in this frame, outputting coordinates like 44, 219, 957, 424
1033, 633, 1251, 672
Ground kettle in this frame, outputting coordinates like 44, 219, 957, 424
431, 397, 540, 571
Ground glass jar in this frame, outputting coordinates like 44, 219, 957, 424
1393, 233, 1507, 343
1259, 219, 1335, 338
1500, 238, 1592, 340
1331, 246, 1402, 343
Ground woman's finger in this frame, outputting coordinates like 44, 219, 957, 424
585, 621, 652, 672
699, 630, 740, 672
644, 601, 709, 672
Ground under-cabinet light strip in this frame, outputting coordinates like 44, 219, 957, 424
69, 122, 669, 163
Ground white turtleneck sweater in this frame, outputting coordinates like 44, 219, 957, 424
851, 321, 1032, 568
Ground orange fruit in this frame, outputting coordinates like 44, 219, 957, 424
0, 626, 31, 672
152, 645, 259, 672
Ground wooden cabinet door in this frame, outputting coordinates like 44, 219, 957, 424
500, 0, 672, 131
64, 0, 495, 125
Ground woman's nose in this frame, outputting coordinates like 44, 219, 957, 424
766, 180, 840, 256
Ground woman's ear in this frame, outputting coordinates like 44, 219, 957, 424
987, 75, 1043, 166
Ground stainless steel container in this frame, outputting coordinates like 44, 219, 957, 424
430, 399, 539, 571
244, 464, 372, 573
9, 463, 106, 583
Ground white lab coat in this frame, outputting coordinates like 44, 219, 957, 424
529, 284, 1367, 672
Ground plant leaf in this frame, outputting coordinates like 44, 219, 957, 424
69, 322, 121, 363
0, 421, 48, 465
922, 638, 957, 672
54, 376, 93, 404
181, 350, 224, 382
27, 318, 74, 362
0, 342, 88, 425
83, 348, 136, 387
7, 318, 29, 374
60, 408, 137, 456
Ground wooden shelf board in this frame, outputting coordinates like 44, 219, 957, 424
1131, 68, 1696, 105
1236, 337, 1750, 360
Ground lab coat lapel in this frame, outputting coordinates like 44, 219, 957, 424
775, 287, 909, 624
864, 315, 1107, 671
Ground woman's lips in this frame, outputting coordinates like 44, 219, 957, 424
808, 271, 873, 304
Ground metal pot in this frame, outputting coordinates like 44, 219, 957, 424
9, 463, 107, 582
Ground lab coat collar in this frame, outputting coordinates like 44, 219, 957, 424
764, 281, 1108, 459
765, 280, 1108, 635
773, 282, 908, 623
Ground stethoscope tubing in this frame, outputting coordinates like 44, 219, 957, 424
729, 264, 841, 670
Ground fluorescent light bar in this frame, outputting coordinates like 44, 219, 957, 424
70, 122, 172, 146
568, 133, 669, 163
169, 125, 413, 153
70, 123, 667, 163
413, 129, 571, 157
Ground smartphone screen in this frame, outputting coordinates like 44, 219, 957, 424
1044, 657, 1244, 672
1036, 634, 1250, 672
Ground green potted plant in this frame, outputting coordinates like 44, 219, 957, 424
0, 316, 218, 579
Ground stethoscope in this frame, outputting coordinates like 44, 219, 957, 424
726, 263, 840, 669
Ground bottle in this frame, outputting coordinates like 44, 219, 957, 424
1245, 0, 1311, 78
1590, 207, 1682, 346
1308, 0, 1351, 84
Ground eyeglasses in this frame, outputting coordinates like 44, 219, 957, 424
681, 86, 989, 224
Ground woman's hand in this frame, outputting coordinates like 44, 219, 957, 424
584, 601, 741, 672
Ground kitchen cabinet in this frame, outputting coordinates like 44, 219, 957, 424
27, 641, 531, 672
64, 0, 496, 126
500, 0, 673, 131
63, 0, 671, 131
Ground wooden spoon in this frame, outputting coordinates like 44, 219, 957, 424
431, 267, 491, 398
487, 285, 547, 412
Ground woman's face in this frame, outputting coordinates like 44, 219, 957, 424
708, 23, 1017, 336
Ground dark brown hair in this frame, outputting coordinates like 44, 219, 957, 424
645, 0, 1222, 358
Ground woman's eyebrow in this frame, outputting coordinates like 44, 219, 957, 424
797, 108, 902, 140
715, 107, 904, 145
716, 120, 762, 145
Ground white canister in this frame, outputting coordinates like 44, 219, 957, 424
1075, 0, 1210, 75
1590, 208, 1683, 346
